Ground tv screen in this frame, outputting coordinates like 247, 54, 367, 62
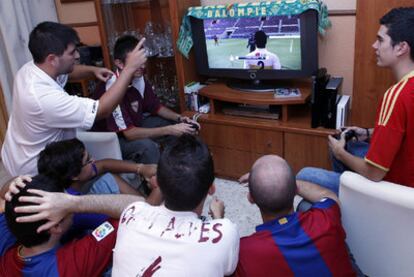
204, 15, 302, 70
190, 10, 318, 88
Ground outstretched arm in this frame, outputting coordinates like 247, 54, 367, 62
95, 159, 157, 181
69, 64, 113, 82
15, 191, 144, 232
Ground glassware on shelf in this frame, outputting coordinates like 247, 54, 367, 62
144, 22, 159, 57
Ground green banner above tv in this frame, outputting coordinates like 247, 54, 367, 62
177, 0, 330, 58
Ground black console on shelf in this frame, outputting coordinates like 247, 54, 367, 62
310, 68, 344, 129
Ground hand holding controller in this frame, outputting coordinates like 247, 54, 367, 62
333, 129, 357, 142
189, 122, 199, 131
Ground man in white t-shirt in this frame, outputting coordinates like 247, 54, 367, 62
112, 134, 240, 276
243, 30, 281, 70
1, 21, 147, 177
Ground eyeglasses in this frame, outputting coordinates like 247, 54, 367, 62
82, 155, 94, 167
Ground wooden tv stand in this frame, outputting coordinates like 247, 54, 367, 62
184, 82, 334, 179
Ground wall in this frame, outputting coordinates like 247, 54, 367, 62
55, 0, 101, 45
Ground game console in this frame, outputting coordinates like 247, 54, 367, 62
311, 71, 346, 129
336, 95, 350, 129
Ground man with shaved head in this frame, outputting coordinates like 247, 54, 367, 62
233, 155, 358, 276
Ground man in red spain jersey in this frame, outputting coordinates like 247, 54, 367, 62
297, 7, 414, 194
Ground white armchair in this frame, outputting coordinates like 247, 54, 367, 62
339, 171, 414, 277
76, 130, 139, 188
76, 130, 122, 160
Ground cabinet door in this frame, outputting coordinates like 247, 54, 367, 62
255, 129, 283, 155
209, 146, 259, 179
200, 122, 284, 178
284, 132, 331, 174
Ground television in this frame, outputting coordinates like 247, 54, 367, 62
190, 10, 319, 91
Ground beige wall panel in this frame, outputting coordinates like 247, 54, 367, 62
55, 1, 97, 23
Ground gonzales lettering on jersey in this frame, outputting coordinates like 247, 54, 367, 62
365, 71, 414, 187
112, 202, 239, 276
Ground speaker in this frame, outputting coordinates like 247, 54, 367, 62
311, 68, 330, 128
322, 77, 343, 129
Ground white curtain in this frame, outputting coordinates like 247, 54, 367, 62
0, 0, 58, 114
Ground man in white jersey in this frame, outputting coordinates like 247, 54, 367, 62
112, 134, 239, 276
244, 30, 281, 70
1, 22, 147, 177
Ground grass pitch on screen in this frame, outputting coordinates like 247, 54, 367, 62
206, 37, 301, 70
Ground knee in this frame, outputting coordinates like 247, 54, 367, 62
141, 139, 160, 163
296, 167, 320, 181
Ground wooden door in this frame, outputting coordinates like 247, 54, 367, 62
352, 0, 414, 127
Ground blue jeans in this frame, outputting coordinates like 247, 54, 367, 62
296, 141, 369, 195
119, 116, 175, 164
88, 173, 120, 195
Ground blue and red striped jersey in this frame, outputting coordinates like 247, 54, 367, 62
0, 218, 118, 277
234, 198, 356, 277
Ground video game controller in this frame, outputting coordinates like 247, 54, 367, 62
190, 122, 199, 131
333, 130, 357, 142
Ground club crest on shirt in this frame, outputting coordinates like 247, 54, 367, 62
278, 217, 288, 225
92, 221, 114, 241
131, 101, 139, 113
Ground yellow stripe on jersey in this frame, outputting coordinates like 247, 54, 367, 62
378, 72, 414, 126
382, 79, 407, 126
379, 86, 392, 125
378, 70, 414, 126
364, 157, 389, 172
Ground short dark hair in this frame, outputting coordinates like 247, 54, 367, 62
380, 7, 414, 61
255, 30, 268, 48
248, 158, 296, 213
5, 175, 63, 247
157, 134, 214, 211
38, 138, 85, 189
28, 21, 80, 63
113, 35, 139, 63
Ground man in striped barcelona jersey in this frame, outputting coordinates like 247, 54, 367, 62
296, 7, 414, 196
234, 155, 359, 277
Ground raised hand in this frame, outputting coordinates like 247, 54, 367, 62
124, 38, 147, 73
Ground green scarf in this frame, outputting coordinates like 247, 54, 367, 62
177, 0, 330, 58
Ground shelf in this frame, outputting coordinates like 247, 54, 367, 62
182, 110, 334, 137
199, 83, 310, 106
